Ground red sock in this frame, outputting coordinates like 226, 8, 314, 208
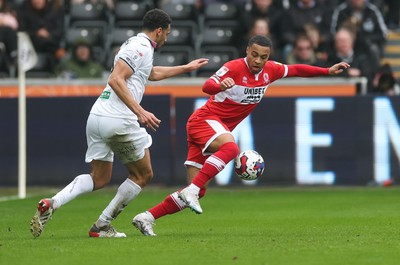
192, 142, 239, 188
149, 187, 207, 219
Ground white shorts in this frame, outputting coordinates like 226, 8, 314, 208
85, 114, 152, 164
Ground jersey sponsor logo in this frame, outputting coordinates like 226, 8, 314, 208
240, 86, 267, 104
123, 56, 136, 69
216, 66, 229, 77
99, 90, 111, 99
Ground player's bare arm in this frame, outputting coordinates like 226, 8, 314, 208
109, 60, 161, 131
329, 62, 351, 75
149, 58, 209, 81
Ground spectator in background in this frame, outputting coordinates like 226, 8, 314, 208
330, 0, 388, 65
304, 23, 329, 63
238, 17, 281, 61
382, 0, 400, 29
237, 0, 283, 50
373, 63, 399, 95
327, 27, 374, 92
288, 0, 343, 12
18, 0, 64, 70
279, 0, 331, 57
56, 38, 105, 79
285, 34, 326, 66
370, 0, 400, 29
0, 0, 18, 75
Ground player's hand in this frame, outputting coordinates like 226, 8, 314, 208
220, 77, 235, 91
329, 62, 350, 75
185, 58, 209, 71
138, 110, 161, 132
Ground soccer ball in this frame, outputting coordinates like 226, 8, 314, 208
234, 150, 265, 180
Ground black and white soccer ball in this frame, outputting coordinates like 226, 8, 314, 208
234, 150, 265, 180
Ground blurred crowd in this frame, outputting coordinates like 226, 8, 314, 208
0, 0, 399, 94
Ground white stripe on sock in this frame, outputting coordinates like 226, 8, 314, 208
170, 192, 186, 210
206, 155, 226, 171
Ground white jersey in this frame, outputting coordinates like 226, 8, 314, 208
90, 33, 155, 120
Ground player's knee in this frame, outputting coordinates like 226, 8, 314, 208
221, 142, 239, 160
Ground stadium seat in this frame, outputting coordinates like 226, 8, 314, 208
154, 52, 190, 77
167, 23, 196, 46
67, 3, 109, 28
161, 2, 198, 21
65, 27, 102, 48
26, 53, 55, 78
201, 24, 236, 46
197, 47, 239, 77
154, 52, 187, 66
65, 27, 107, 65
202, 2, 239, 37
203, 2, 237, 21
155, 46, 195, 76
114, 1, 152, 27
107, 27, 140, 48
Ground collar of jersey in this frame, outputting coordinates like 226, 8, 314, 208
244, 57, 263, 75
137, 33, 157, 49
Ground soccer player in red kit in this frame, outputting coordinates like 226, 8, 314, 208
132, 35, 350, 236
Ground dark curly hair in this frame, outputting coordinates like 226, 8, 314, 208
142, 8, 171, 31
248, 35, 273, 49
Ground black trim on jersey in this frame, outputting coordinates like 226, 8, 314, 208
120, 58, 136, 73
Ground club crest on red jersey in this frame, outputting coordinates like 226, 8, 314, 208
263, 73, 270, 84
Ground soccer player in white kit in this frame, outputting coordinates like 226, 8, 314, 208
29, 8, 208, 238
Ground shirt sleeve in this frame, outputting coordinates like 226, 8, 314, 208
202, 78, 222, 95
286, 64, 330, 77
203, 62, 234, 95
117, 41, 148, 73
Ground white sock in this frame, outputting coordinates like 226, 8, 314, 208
52, 174, 94, 209
96, 178, 141, 227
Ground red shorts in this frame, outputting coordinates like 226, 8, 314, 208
185, 111, 232, 169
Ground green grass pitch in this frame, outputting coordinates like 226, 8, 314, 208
1, 186, 400, 265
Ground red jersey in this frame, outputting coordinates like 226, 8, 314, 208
196, 58, 330, 131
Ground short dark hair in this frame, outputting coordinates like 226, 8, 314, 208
142, 8, 171, 31
248, 35, 273, 49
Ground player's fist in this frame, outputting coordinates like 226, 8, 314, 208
220, 77, 235, 91
329, 62, 350, 75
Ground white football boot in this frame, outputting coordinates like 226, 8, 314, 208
132, 212, 156, 236
178, 188, 203, 214
88, 224, 126, 238
30, 198, 55, 238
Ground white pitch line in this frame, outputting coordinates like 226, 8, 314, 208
0, 195, 22, 202
0, 194, 36, 202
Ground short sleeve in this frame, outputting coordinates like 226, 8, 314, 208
267, 61, 289, 82
117, 40, 150, 73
